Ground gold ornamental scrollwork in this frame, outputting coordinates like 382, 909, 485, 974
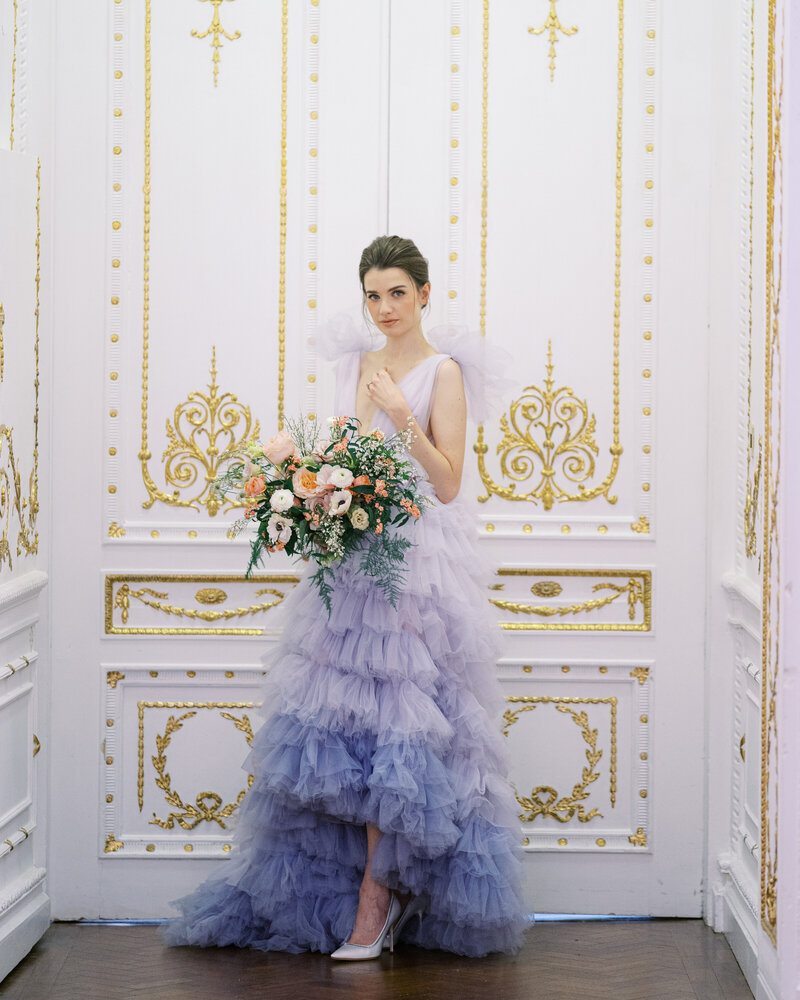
145, 708, 254, 830
628, 828, 647, 848
528, 0, 578, 82
190, 0, 241, 88
475, 342, 621, 511
142, 348, 260, 515
503, 696, 617, 823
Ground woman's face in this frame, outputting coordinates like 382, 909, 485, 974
363, 267, 430, 337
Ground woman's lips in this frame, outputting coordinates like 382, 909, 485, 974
381, 319, 398, 326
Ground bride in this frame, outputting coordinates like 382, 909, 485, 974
165, 235, 529, 959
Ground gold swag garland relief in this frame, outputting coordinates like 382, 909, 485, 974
490, 569, 651, 632
105, 574, 300, 636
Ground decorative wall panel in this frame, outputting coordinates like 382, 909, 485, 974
102, 664, 265, 858
103, 0, 302, 542
466, 0, 658, 539
489, 568, 652, 632
0, 153, 40, 574
104, 573, 299, 635
498, 659, 651, 852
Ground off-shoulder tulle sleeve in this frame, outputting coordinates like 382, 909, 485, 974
426, 325, 514, 424
314, 313, 378, 361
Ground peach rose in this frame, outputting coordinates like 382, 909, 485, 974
244, 474, 266, 497
292, 467, 325, 499
263, 430, 297, 465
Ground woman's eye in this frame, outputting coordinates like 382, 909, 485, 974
393, 290, 405, 297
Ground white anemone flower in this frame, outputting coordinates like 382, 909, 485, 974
267, 512, 293, 544
329, 490, 352, 516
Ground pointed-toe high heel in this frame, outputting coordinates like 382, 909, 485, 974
382, 895, 425, 950
331, 894, 403, 961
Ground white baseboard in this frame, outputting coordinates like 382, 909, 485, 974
0, 873, 50, 984
712, 875, 758, 996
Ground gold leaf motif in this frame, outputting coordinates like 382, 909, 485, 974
629, 667, 650, 686
628, 827, 647, 848
108, 522, 127, 538
530, 581, 562, 598
142, 706, 254, 830
503, 696, 617, 824
528, 0, 578, 82
195, 587, 228, 605
630, 515, 650, 534
190, 0, 241, 88
475, 342, 620, 510
106, 670, 126, 689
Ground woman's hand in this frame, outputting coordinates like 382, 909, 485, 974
367, 360, 465, 504
365, 368, 410, 423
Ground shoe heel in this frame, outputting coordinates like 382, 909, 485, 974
389, 926, 394, 954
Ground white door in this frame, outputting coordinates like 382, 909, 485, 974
49, 0, 711, 919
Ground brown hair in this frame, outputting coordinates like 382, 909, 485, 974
358, 235, 430, 292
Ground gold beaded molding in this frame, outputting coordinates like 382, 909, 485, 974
304, 0, 320, 423
760, 0, 784, 946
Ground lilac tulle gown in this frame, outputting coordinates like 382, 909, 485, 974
164, 322, 530, 957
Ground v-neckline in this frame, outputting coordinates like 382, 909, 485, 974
354, 352, 445, 431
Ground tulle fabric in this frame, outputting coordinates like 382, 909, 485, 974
164, 323, 530, 957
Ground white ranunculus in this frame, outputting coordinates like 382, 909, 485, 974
329, 490, 352, 516
270, 489, 295, 512
349, 506, 369, 530
267, 512, 293, 543
329, 466, 354, 488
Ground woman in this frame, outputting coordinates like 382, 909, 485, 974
165, 236, 529, 959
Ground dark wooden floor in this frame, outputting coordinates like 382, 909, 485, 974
0, 919, 753, 1000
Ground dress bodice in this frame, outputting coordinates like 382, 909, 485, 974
333, 351, 452, 441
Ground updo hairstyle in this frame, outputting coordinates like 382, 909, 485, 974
358, 235, 430, 294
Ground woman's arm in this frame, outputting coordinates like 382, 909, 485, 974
366, 360, 467, 504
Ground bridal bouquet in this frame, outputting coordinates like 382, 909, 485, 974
215, 416, 428, 610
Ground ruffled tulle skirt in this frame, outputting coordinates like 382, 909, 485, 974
163, 497, 530, 956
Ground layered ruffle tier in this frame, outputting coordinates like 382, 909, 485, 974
165, 495, 529, 957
